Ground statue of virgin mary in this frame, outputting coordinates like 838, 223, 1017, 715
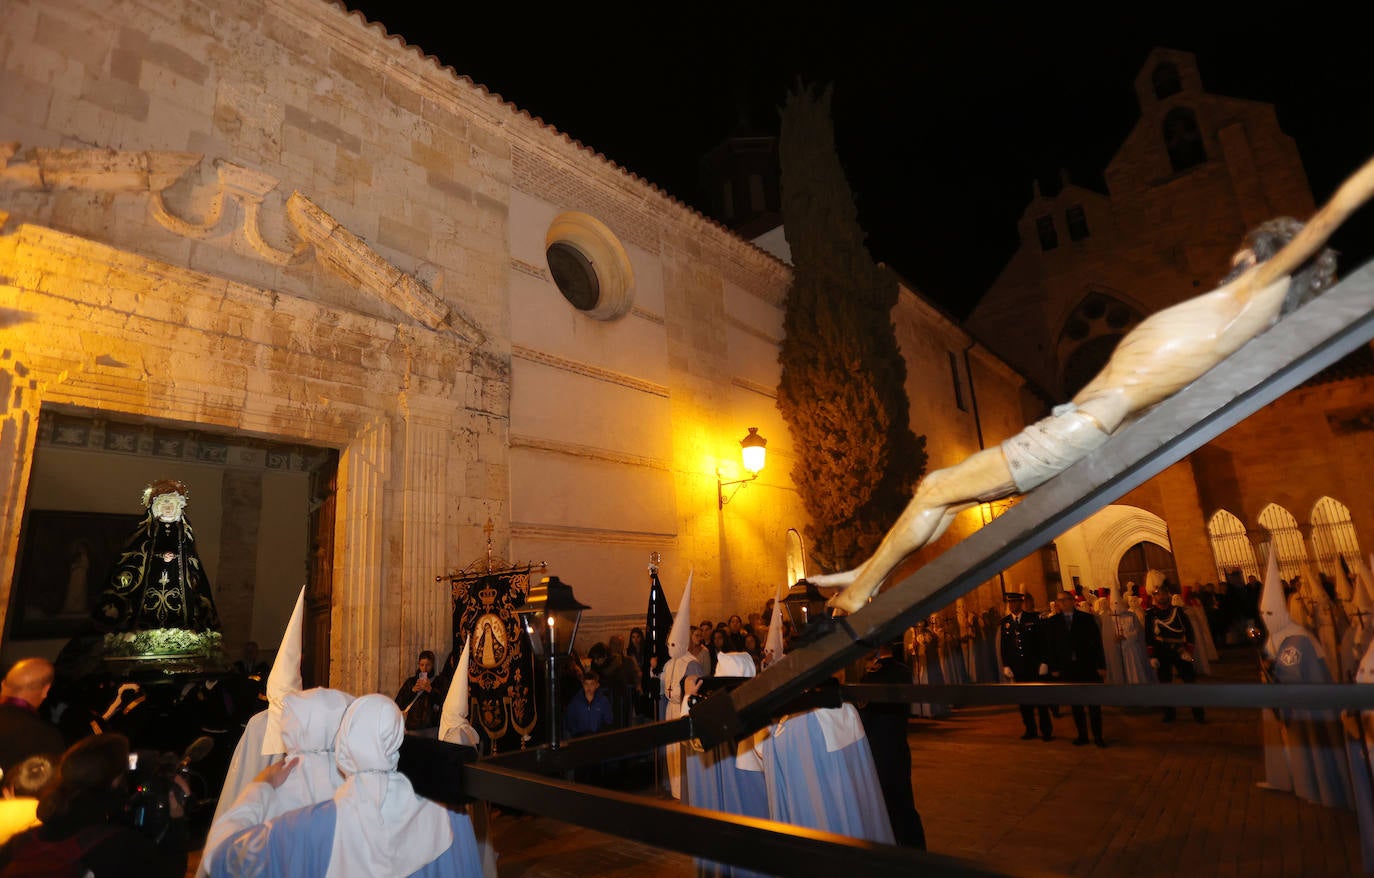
94, 479, 221, 632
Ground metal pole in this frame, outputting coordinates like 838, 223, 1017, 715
548, 616, 559, 751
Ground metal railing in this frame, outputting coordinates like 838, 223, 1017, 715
446, 259, 1374, 877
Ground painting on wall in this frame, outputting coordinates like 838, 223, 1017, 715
7, 509, 142, 640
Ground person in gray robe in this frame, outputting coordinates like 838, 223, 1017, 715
1342, 637, 1374, 874
1258, 549, 1354, 809
683, 653, 770, 878
755, 702, 894, 844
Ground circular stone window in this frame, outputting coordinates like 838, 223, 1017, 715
545, 212, 635, 320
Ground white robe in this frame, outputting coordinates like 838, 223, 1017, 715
210, 711, 281, 835
202, 689, 353, 875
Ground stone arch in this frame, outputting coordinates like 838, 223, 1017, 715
1257, 503, 1306, 581
1079, 505, 1173, 592
1207, 508, 1258, 581
1309, 495, 1362, 577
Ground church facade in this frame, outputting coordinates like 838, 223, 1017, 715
0, 0, 1032, 690
967, 48, 1374, 599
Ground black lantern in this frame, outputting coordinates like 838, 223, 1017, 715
514, 575, 589, 749
782, 579, 830, 633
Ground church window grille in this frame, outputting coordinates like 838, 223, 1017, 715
1163, 107, 1206, 173
1310, 496, 1362, 579
1066, 205, 1089, 241
1151, 62, 1182, 99
1207, 509, 1258, 581
1257, 503, 1307, 581
1035, 215, 1058, 251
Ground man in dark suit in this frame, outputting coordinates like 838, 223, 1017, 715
1044, 590, 1108, 746
999, 592, 1051, 741
858, 640, 926, 848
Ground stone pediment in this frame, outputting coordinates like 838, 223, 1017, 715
0, 145, 484, 347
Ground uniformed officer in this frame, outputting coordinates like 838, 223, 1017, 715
1145, 588, 1205, 723
999, 592, 1052, 740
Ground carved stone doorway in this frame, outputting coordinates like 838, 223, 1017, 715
1, 406, 331, 671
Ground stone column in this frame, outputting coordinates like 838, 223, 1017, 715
398, 395, 450, 672
215, 469, 263, 655
0, 354, 41, 637
331, 417, 391, 695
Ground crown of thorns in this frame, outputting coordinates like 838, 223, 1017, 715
141, 479, 190, 507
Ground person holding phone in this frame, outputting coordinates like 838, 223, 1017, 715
395, 651, 440, 733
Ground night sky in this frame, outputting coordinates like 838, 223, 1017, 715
345, 3, 1374, 319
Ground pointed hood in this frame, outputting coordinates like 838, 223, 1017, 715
764, 579, 785, 666
1354, 555, 1374, 622
1302, 561, 1334, 612
1335, 561, 1356, 606
1260, 547, 1296, 657
262, 586, 306, 754
439, 640, 479, 747
1352, 555, 1374, 610
1356, 631, 1374, 685
1109, 582, 1126, 612
666, 570, 694, 659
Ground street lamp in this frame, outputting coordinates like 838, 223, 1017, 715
514, 575, 589, 749
782, 578, 830, 633
718, 427, 767, 508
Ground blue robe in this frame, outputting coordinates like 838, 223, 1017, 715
207, 800, 482, 878
911, 635, 949, 718
1269, 632, 1353, 809
756, 706, 894, 844
684, 737, 770, 878
1343, 712, 1374, 874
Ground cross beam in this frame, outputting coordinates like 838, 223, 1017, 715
693, 258, 1374, 747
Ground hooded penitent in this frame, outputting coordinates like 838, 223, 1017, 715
330, 694, 454, 878
262, 586, 306, 755
439, 640, 480, 748
665, 570, 694, 661
1261, 548, 1300, 659
764, 579, 786, 668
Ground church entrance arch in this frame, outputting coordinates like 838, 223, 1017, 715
1, 407, 333, 682
1116, 542, 1180, 594
1053, 504, 1174, 595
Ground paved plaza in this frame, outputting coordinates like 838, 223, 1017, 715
490, 647, 1364, 877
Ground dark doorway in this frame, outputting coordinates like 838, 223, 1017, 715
1116, 541, 1179, 592
303, 456, 337, 688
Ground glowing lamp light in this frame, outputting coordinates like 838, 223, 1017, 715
718, 427, 768, 509
740, 427, 767, 475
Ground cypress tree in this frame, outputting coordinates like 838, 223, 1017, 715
776, 84, 927, 574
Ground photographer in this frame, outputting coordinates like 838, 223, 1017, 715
395, 650, 441, 733
0, 734, 187, 878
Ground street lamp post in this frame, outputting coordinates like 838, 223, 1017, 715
515, 575, 589, 750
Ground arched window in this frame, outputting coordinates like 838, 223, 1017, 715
1151, 62, 1182, 99
1257, 503, 1307, 581
1058, 292, 1143, 397
1310, 496, 1362, 578
1208, 509, 1258, 581
1163, 107, 1206, 173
